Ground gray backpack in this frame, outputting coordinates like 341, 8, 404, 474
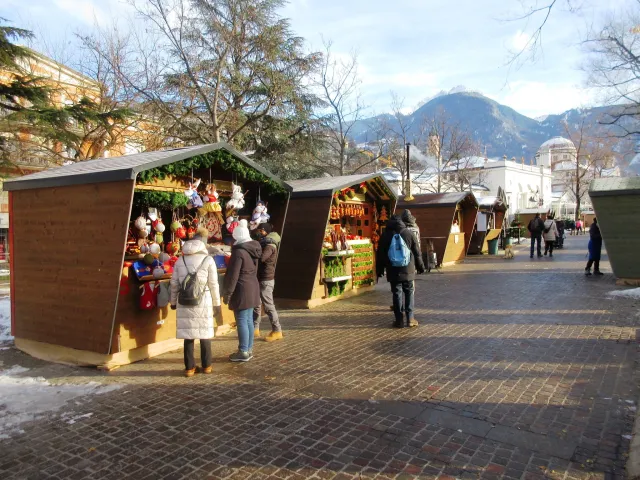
178, 256, 210, 306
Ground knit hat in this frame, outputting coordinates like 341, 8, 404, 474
232, 219, 252, 244
401, 210, 417, 226
259, 223, 273, 234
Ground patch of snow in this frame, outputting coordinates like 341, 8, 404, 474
0, 365, 120, 438
0, 298, 11, 345
535, 115, 549, 122
608, 288, 640, 299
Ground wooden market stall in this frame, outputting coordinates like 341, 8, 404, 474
467, 195, 508, 255
589, 177, 640, 285
5, 143, 291, 368
274, 173, 396, 309
397, 192, 478, 267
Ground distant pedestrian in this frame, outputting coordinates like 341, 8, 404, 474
555, 219, 565, 249
170, 237, 221, 377
376, 215, 425, 329
223, 219, 262, 362
253, 226, 283, 342
527, 213, 545, 259
576, 219, 583, 235
543, 213, 559, 257
585, 218, 603, 276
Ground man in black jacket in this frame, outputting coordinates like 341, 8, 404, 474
527, 213, 545, 259
376, 215, 425, 328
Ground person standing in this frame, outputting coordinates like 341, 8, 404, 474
253, 228, 283, 342
170, 237, 221, 377
585, 217, 604, 276
401, 210, 421, 251
527, 213, 545, 259
576, 219, 583, 235
376, 214, 425, 329
543, 213, 559, 257
223, 219, 262, 362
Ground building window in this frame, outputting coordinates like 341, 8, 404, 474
563, 154, 568, 159
552, 155, 558, 162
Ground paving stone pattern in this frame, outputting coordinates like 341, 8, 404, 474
1, 235, 640, 479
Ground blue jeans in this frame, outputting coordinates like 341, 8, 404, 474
234, 308, 254, 353
530, 234, 542, 257
391, 280, 414, 324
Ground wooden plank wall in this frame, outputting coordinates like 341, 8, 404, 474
591, 194, 640, 280
396, 205, 454, 266
461, 201, 478, 255
12, 180, 134, 354
274, 196, 332, 300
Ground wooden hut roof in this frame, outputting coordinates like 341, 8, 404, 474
287, 173, 395, 199
477, 196, 507, 213
589, 177, 640, 197
399, 191, 478, 208
4, 143, 291, 192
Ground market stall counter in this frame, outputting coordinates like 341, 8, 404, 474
5, 143, 291, 368
468, 194, 508, 255
275, 173, 396, 309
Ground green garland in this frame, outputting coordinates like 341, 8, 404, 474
133, 190, 189, 210
136, 149, 288, 197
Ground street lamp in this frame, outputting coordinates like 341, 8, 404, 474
404, 142, 414, 201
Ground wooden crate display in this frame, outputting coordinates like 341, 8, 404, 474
351, 242, 375, 288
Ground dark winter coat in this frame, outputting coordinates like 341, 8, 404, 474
528, 217, 545, 236
223, 240, 262, 311
376, 215, 425, 283
257, 232, 281, 281
588, 223, 603, 261
401, 210, 421, 251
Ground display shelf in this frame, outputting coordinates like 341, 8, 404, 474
347, 239, 371, 246
324, 250, 355, 257
323, 275, 352, 283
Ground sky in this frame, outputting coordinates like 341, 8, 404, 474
2, 0, 635, 118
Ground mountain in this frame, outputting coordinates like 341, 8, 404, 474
351, 92, 636, 163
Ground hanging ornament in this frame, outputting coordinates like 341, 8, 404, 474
134, 215, 147, 230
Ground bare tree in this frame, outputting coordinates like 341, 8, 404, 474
583, 3, 640, 137
312, 40, 385, 175
416, 110, 480, 193
561, 117, 615, 218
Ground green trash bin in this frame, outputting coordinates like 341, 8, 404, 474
488, 238, 499, 255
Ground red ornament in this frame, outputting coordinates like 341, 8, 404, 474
176, 227, 187, 239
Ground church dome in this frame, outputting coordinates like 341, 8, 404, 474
538, 136, 576, 152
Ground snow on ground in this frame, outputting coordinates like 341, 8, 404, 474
0, 365, 120, 439
0, 298, 11, 344
608, 288, 640, 299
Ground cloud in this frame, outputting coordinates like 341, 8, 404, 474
52, 0, 106, 25
492, 81, 595, 117
509, 31, 531, 52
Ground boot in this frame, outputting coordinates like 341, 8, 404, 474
585, 267, 592, 276
265, 330, 283, 342
184, 368, 196, 377
254, 328, 261, 338
198, 366, 213, 374
409, 318, 419, 328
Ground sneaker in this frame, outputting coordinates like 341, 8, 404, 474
409, 318, 419, 328
585, 268, 592, 276
594, 271, 604, 276
229, 350, 253, 362
265, 331, 283, 342
184, 368, 196, 377
549, 253, 553, 258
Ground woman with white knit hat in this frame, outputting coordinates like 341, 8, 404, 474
222, 219, 262, 361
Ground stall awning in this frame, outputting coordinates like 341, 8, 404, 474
3, 143, 291, 193
287, 173, 395, 200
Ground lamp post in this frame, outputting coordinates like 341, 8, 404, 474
404, 142, 414, 201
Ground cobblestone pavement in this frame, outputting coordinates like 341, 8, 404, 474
2, 235, 640, 479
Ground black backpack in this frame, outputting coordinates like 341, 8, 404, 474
178, 256, 210, 306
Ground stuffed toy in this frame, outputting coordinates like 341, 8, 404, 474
134, 215, 147, 230
249, 200, 271, 230
226, 216, 239, 234
185, 178, 203, 209
200, 183, 222, 214
225, 183, 245, 213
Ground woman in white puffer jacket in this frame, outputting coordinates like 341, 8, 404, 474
170, 235, 221, 377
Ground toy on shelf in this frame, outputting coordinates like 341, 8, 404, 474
249, 200, 270, 230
